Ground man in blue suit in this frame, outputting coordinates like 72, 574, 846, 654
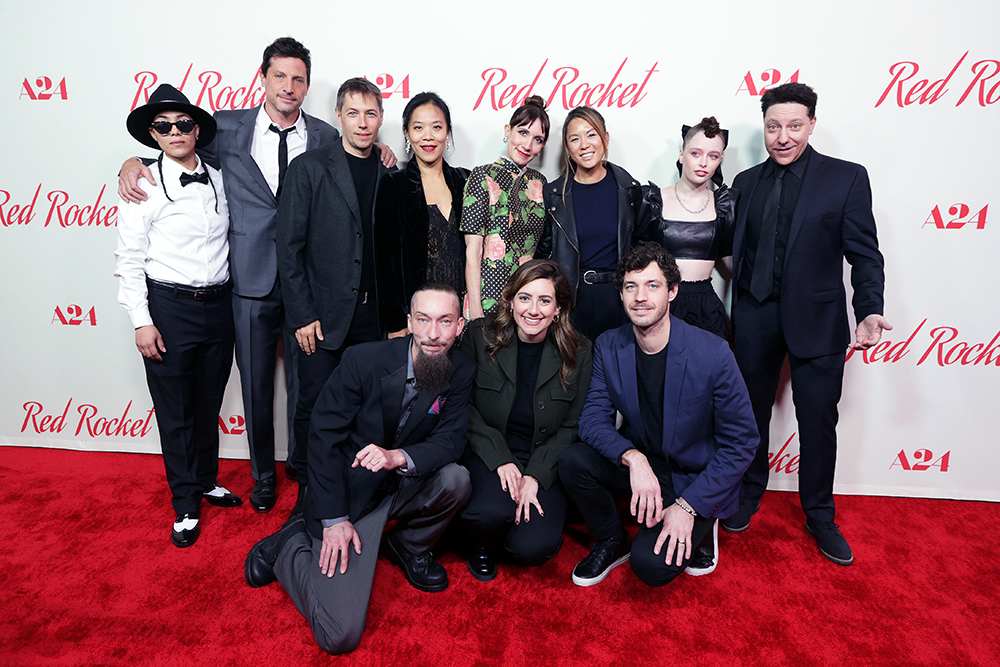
118, 39, 394, 513
724, 83, 891, 567
560, 243, 759, 587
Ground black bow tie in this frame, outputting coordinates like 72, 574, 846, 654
180, 171, 209, 187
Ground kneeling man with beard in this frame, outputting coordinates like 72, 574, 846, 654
244, 282, 474, 654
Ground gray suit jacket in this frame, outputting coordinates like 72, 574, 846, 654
275, 140, 391, 351
201, 107, 339, 298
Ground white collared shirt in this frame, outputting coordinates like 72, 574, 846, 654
115, 153, 230, 328
250, 103, 308, 196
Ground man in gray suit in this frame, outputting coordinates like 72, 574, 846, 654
119, 39, 395, 513
276, 77, 394, 490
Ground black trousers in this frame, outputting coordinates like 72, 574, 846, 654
144, 283, 235, 514
232, 275, 299, 482
460, 454, 566, 566
292, 300, 379, 479
559, 442, 715, 587
572, 279, 627, 341
732, 293, 845, 524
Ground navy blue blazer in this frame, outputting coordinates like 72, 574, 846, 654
578, 317, 759, 519
731, 147, 885, 359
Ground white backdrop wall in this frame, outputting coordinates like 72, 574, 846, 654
2, 1, 997, 501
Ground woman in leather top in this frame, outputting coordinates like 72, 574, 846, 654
534, 106, 647, 340
641, 117, 735, 340
374, 92, 470, 337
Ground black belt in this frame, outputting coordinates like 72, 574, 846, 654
582, 270, 615, 285
147, 277, 232, 301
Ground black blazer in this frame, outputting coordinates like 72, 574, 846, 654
276, 141, 391, 350
373, 159, 470, 333
305, 336, 475, 539
459, 318, 593, 490
731, 148, 885, 358
534, 162, 647, 296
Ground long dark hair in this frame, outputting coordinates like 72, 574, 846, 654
485, 259, 584, 387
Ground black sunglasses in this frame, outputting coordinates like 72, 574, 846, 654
150, 119, 197, 135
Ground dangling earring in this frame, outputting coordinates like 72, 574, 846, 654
503, 136, 508, 143
446, 136, 452, 152
553, 313, 560, 322
405, 138, 411, 154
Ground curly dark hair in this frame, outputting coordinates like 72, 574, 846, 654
613, 242, 681, 292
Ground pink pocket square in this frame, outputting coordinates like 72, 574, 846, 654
429, 396, 446, 414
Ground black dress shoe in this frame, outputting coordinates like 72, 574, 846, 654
249, 478, 276, 513
171, 512, 200, 548
244, 516, 306, 587
284, 462, 298, 481
467, 546, 497, 582
203, 484, 243, 508
384, 535, 449, 592
805, 520, 854, 566
571, 531, 630, 587
721, 498, 760, 533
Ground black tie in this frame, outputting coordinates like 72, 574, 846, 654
269, 124, 294, 200
749, 167, 786, 302
179, 171, 209, 187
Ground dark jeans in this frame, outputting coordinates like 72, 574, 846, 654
559, 442, 715, 587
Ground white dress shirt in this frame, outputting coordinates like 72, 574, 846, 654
250, 103, 308, 196
115, 153, 231, 328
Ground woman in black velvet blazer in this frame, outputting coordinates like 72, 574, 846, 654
374, 92, 470, 337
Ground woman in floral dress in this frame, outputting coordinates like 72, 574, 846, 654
461, 96, 549, 319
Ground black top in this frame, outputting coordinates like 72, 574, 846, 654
505, 339, 545, 462
635, 342, 669, 463
738, 146, 811, 297
348, 151, 380, 295
426, 204, 466, 295
642, 183, 736, 262
573, 171, 619, 271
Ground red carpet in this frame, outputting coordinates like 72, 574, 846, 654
1, 446, 997, 666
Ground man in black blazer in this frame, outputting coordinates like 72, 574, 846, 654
725, 83, 892, 566
243, 284, 473, 655
276, 77, 393, 489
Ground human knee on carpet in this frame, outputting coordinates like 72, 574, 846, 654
456, 260, 593, 582
564, 243, 759, 586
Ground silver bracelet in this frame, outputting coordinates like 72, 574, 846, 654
674, 499, 697, 517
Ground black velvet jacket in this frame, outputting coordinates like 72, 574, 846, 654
373, 159, 470, 333
534, 162, 648, 297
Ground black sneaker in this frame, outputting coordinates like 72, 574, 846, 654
571, 533, 631, 587
685, 519, 719, 576
805, 520, 854, 565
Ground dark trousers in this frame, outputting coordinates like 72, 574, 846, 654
573, 279, 627, 341
292, 301, 380, 478
559, 442, 715, 587
274, 463, 470, 655
144, 284, 235, 514
732, 293, 845, 524
232, 275, 299, 481
460, 454, 567, 565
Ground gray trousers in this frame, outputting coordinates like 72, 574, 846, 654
273, 463, 470, 654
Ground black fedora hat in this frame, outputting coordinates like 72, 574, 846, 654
126, 84, 216, 149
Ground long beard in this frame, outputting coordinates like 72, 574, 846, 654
413, 346, 453, 394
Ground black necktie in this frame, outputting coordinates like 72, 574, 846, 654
179, 171, 209, 187
749, 167, 786, 302
269, 124, 294, 200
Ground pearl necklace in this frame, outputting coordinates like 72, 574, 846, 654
674, 183, 711, 214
